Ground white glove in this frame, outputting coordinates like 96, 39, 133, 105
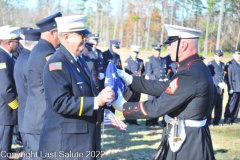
229, 90, 233, 94
163, 78, 168, 82
218, 82, 226, 90
112, 88, 126, 112
117, 69, 133, 86
98, 72, 105, 80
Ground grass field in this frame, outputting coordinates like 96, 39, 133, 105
98, 46, 240, 160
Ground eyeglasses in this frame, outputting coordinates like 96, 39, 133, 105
80, 34, 88, 39
236, 52, 240, 55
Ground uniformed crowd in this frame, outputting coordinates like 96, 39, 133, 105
0, 11, 239, 160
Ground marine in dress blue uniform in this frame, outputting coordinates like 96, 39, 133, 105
13, 29, 41, 156
112, 25, 215, 160
124, 45, 145, 125
38, 15, 114, 160
102, 40, 123, 113
0, 26, 21, 159
21, 12, 62, 159
224, 50, 240, 124
88, 34, 107, 91
207, 50, 226, 125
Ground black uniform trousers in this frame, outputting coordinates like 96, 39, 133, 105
0, 125, 13, 160
224, 92, 240, 122
207, 93, 223, 125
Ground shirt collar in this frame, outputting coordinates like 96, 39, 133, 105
178, 54, 200, 68
0, 46, 12, 58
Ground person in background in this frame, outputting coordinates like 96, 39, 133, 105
0, 25, 21, 159
224, 49, 240, 125
21, 12, 62, 159
102, 40, 123, 113
145, 44, 172, 127
88, 34, 106, 91
13, 29, 41, 156
123, 45, 145, 125
207, 50, 226, 126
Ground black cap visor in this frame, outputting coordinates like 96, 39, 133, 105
163, 36, 179, 44
74, 29, 92, 35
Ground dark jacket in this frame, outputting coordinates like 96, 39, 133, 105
145, 55, 171, 80
124, 56, 145, 77
102, 49, 122, 70
13, 48, 31, 132
0, 47, 18, 125
207, 59, 226, 93
21, 39, 56, 134
226, 59, 240, 92
38, 45, 101, 160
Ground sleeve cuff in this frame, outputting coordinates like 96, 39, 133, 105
94, 97, 99, 110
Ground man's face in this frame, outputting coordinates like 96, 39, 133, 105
152, 49, 160, 58
112, 46, 119, 53
214, 54, 223, 62
131, 51, 138, 59
51, 28, 60, 48
9, 40, 19, 53
68, 33, 88, 56
233, 52, 240, 62
89, 39, 98, 48
167, 40, 179, 62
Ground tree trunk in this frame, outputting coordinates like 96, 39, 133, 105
119, 0, 125, 47
236, 28, 240, 50
95, 0, 100, 33
216, 0, 225, 50
160, 0, 166, 44
204, 15, 210, 57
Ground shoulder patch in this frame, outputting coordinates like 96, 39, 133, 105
49, 62, 62, 71
45, 54, 53, 61
165, 77, 178, 94
0, 63, 6, 69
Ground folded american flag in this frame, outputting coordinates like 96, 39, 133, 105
103, 109, 127, 131
104, 61, 127, 106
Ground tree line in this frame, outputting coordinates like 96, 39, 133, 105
0, 0, 239, 56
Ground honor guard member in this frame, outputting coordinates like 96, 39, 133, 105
21, 12, 62, 159
123, 45, 145, 125
88, 34, 106, 91
164, 53, 177, 76
145, 44, 171, 127
13, 29, 41, 155
0, 25, 21, 158
82, 41, 99, 90
38, 15, 114, 160
102, 40, 123, 113
102, 40, 123, 70
111, 25, 215, 160
224, 49, 240, 124
12, 27, 32, 60
207, 50, 226, 126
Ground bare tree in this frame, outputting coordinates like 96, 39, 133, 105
216, 0, 225, 50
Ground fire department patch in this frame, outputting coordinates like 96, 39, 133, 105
165, 77, 178, 94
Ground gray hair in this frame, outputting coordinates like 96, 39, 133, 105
25, 40, 38, 46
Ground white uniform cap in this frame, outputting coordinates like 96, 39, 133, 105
131, 45, 141, 53
163, 24, 202, 44
55, 15, 91, 34
0, 25, 21, 40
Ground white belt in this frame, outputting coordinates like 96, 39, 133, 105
164, 115, 206, 127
